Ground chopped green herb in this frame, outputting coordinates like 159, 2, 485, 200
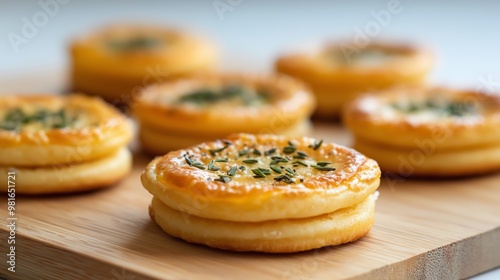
285, 167, 297, 176
107, 36, 162, 52
227, 166, 238, 176
191, 162, 205, 170
238, 149, 251, 156
215, 158, 229, 162
176, 84, 268, 106
184, 154, 194, 166
310, 139, 323, 150
283, 146, 297, 154
253, 149, 262, 156
242, 159, 258, 164
391, 100, 477, 117
214, 175, 231, 183
239, 165, 246, 171
257, 168, 272, 175
274, 174, 294, 184
209, 145, 230, 156
270, 165, 283, 174
207, 160, 220, 171
311, 165, 336, 171
264, 148, 277, 155
296, 151, 308, 158
270, 156, 288, 164
1, 108, 76, 132
316, 162, 331, 167
251, 168, 266, 178
292, 160, 308, 167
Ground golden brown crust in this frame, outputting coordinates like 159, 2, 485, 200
275, 41, 434, 117
150, 194, 376, 253
141, 133, 380, 222
70, 24, 216, 101
0, 148, 131, 194
0, 94, 132, 166
133, 74, 316, 135
343, 87, 500, 150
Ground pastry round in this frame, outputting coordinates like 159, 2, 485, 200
149, 194, 376, 253
0, 148, 131, 194
141, 133, 380, 222
133, 74, 316, 153
275, 41, 434, 118
344, 87, 500, 176
71, 24, 216, 102
0, 94, 133, 167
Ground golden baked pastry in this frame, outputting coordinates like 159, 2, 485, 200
0, 94, 133, 194
344, 87, 500, 177
149, 194, 376, 253
133, 74, 316, 154
275, 42, 434, 118
71, 24, 216, 103
142, 133, 381, 252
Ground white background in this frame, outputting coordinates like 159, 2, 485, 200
1, 0, 499, 278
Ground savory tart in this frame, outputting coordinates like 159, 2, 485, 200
143, 133, 381, 252
0, 94, 133, 194
275, 41, 434, 118
344, 87, 500, 177
70, 24, 216, 103
133, 74, 316, 154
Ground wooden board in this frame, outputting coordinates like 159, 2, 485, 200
1, 73, 500, 279
0, 123, 499, 280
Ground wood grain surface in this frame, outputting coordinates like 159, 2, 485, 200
0, 122, 499, 280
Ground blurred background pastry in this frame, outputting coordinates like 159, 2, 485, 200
276, 41, 434, 119
0, 94, 133, 194
70, 24, 217, 106
133, 74, 316, 154
343, 86, 500, 177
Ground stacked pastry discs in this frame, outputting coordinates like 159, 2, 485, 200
70, 24, 216, 103
344, 87, 500, 177
133, 74, 316, 154
142, 133, 381, 253
276, 42, 434, 118
0, 95, 133, 194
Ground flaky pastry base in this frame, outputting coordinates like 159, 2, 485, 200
149, 194, 376, 253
